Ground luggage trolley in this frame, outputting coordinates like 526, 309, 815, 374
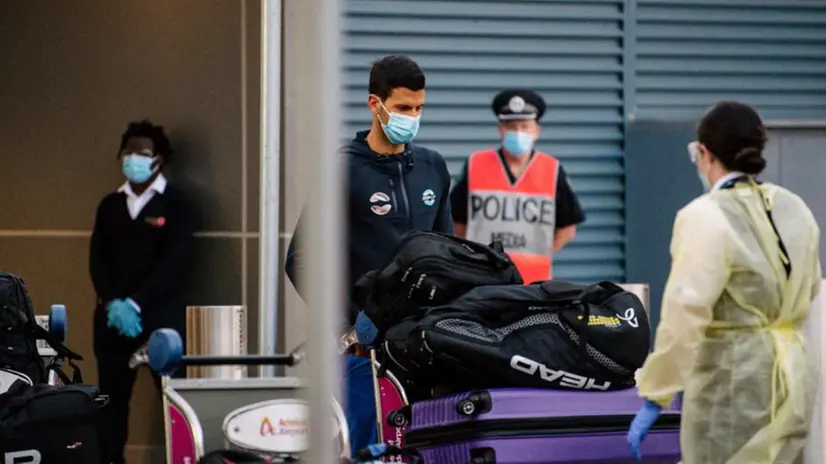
131, 329, 352, 463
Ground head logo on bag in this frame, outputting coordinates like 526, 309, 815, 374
510, 355, 611, 391
4, 450, 41, 464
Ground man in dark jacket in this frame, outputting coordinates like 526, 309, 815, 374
90, 120, 193, 464
285, 55, 453, 454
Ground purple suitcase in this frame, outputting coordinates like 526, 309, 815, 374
400, 388, 680, 464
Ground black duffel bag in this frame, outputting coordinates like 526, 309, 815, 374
0, 381, 108, 463
353, 231, 522, 344
381, 280, 651, 393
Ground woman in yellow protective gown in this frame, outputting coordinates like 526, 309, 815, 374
627, 101, 822, 463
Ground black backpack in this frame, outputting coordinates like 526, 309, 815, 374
353, 231, 523, 343
0, 381, 108, 463
0, 272, 83, 384
382, 280, 651, 393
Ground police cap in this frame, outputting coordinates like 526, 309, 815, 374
492, 89, 546, 121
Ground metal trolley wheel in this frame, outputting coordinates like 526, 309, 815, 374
331, 396, 351, 459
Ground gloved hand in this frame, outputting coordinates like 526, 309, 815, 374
106, 299, 143, 338
354, 311, 379, 348
627, 399, 662, 460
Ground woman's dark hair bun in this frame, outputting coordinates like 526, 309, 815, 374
732, 146, 766, 175
697, 101, 768, 175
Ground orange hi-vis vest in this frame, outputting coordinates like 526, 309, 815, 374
467, 149, 559, 283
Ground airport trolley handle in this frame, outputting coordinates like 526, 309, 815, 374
137, 329, 309, 374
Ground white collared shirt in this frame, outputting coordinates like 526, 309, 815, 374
711, 171, 747, 192
117, 173, 168, 219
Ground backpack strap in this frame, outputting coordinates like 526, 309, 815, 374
35, 325, 83, 361
47, 359, 83, 385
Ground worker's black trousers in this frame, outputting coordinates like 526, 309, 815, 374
93, 306, 183, 464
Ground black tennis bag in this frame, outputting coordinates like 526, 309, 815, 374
353, 231, 522, 343
381, 281, 651, 393
0, 381, 108, 463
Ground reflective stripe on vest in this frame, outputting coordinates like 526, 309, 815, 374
467, 149, 559, 283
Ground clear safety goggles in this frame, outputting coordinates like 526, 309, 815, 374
687, 141, 701, 165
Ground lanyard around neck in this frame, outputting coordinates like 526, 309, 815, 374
720, 177, 791, 278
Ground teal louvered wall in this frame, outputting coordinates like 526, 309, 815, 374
343, 0, 628, 282
633, 0, 826, 121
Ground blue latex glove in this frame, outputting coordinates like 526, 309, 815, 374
106, 299, 143, 338
105, 299, 125, 330
627, 399, 662, 460
354, 311, 379, 348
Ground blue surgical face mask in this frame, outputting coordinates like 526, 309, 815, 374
122, 154, 156, 184
502, 131, 534, 158
379, 102, 420, 145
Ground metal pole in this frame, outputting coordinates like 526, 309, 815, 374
258, 0, 282, 377
290, 0, 344, 462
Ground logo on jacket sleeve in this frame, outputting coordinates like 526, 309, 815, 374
369, 192, 392, 216
422, 189, 436, 207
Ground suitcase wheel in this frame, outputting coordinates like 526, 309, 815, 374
455, 391, 492, 417
386, 405, 410, 427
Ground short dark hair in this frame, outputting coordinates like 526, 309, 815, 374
119, 119, 173, 161
697, 101, 767, 175
368, 55, 426, 100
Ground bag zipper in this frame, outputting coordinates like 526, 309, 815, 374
400, 255, 504, 284
404, 413, 681, 448
379, 232, 510, 276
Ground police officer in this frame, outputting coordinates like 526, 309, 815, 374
450, 89, 585, 283
90, 120, 193, 464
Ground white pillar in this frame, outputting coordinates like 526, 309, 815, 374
805, 280, 826, 464
258, 0, 282, 377
284, 0, 344, 462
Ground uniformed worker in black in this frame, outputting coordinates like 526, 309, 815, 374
89, 120, 194, 464
450, 90, 585, 282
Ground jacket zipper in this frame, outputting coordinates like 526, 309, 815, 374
397, 162, 412, 227
404, 414, 681, 448
388, 178, 399, 213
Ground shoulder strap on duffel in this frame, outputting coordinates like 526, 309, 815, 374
575, 281, 625, 304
